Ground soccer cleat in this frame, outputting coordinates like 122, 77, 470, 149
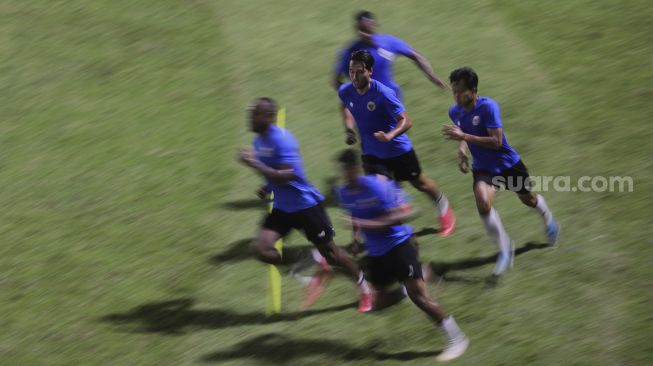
436, 336, 470, 362
357, 291, 373, 313
438, 206, 456, 237
546, 219, 560, 246
492, 241, 515, 276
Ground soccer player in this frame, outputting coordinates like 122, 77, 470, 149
238, 97, 372, 312
335, 149, 469, 362
442, 67, 560, 276
338, 50, 455, 236
332, 10, 448, 98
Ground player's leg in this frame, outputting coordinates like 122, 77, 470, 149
302, 203, 373, 312
396, 150, 455, 236
509, 160, 560, 245
394, 240, 468, 361
255, 210, 292, 264
473, 175, 514, 275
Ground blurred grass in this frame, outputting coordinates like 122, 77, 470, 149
0, 0, 651, 365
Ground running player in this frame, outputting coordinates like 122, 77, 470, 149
335, 148, 469, 362
442, 67, 560, 276
238, 97, 373, 312
339, 50, 455, 236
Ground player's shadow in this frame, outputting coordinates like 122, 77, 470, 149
427, 242, 551, 278
209, 238, 313, 267
200, 333, 439, 364
101, 298, 357, 335
414, 227, 439, 237
221, 198, 267, 210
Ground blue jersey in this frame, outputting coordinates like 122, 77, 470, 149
335, 175, 413, 256
335, 34, 414, 99
339, 80, 413, 159
253, 125, 324, 213
448, 97, 521, 174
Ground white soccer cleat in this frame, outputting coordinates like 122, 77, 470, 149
436, 336, 469, 362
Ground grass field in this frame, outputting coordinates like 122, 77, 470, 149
1, 1, 652, 365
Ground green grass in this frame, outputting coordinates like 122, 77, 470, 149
1, 0, 651, 365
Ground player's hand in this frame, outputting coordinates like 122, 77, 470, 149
373, 131, 391, 142
238, 148, 257, 167
458, 155, 470, 174
256, 186, 271, 200
345, 128, 357, 145
442, 124, 465, 141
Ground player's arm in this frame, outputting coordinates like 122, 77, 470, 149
352, 206, 416, 231
458, 140, 470, 173
341, 103, 357, 145
374, 112, 412, 142
238, 149, 297, 184
332, 71, 346, 91
442, 125, 503, 150
406, 50, 448, 90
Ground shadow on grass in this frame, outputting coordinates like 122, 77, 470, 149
101, 298, 357, 335
428, 242, 552, 278
209, 238, 313, 267
200, 333, 439, 364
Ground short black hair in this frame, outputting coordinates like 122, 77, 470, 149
350, 50, 374, 71
449, 67, 479, 92
255, 97, 278, 115
354, 10, 375, 22
337, 148, 359, 167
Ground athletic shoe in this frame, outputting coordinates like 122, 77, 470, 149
436, 336, 469, 362
301, 269, 331, 310
358, 291, 373, 313
546, 219, 560, 246
438, 206, 456, 237
492, 240, 515, 276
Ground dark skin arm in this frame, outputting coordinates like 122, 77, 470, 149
351, 206, 416, 231
238, 148, 297, 184
406, 50, 448, 90
374, 112, 412, 142
442, 125, 504, 150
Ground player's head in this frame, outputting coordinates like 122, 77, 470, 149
248, 97, 278, 134
349, 50, 374, 90
354, 10, 377, 44
449, 67, 479, 108
337, 148, 361, 184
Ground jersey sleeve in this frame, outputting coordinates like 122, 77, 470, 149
275, 132, 300, 165
382, 86, 405, 116
484, 100, 503, 129
388, 35, 414, 57
334, 45, 352, 75
373, 177, 399, 210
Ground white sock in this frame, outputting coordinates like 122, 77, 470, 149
481, 208, 511, 256
436, 193, 449, 216
441, 316, 465, 341
533, 194, 553, 226
357, 272, 371, 294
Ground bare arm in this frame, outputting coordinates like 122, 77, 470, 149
407, 50, 448, 90
458, 140, 470, 173
351, 206, 417, 231
374, 112, 412, 142
442, 125, 503, 150
341, 103, 357, 145
332, 71, 346, 91
238, 149, 297, 184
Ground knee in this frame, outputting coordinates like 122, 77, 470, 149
254, 242, 279, 264
476, 201, 492, 215
409, 179, 427, 192
519, 193, 537, 207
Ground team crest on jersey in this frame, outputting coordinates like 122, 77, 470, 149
367, 101, 376, 111
472, 116, 481, 126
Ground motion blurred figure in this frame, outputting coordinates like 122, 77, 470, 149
442, 67, 560, 276
335, 148, 469, 362
238, 97, 373, 312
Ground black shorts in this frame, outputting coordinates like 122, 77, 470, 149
262, 203, 334, 245
362, 149, 422, 182
366, 238, 423, 288
473, 160, 531, 194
